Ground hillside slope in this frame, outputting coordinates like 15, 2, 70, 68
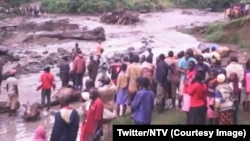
205, 16, 250, 48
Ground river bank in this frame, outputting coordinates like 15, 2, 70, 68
0, 9, 224, 141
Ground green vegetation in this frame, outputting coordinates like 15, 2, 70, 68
41, 0, 174, 14
40, 0, 239, 14
205, 16, 250, 48
3, 0, 34, 7
113, 108, 250, 125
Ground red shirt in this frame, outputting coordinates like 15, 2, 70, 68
188, 82, 207, 107
82, 98, 103, 135
39, 72, 55, 89
73, 55, 86, 74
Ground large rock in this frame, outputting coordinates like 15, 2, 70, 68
0, 101, 20, 113
25, 26, 106, 41
18, 19, 80, 32
100, 9, 140, 25
50, 85, 81, 106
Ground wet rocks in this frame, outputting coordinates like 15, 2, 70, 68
18, 19, 80, 32
30, 52, 42, 58
26, 26, 106, 41
22, 102, 42, 121
181, 10, 193, 15
51, 85, 81, 106
100, 9, 140, 25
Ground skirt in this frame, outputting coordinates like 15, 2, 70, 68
206, 97, 218, 118
116, 88, 129, 105
187, 105, 206, 125
182, 93, 191, 112
218, 110, 233, 125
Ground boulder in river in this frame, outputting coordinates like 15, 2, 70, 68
18, 19, 80, 32
100, 9, 140, 25
25, 26, 106, 41
181, 10, 193, 15
50, 85, 81, 106
0, 101, 20, 113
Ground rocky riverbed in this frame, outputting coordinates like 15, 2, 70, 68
0, 9, 225, 141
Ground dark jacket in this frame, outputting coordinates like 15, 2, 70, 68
59, 62, 70, 81
50, 109, 79, 141
155, 60, 169, 86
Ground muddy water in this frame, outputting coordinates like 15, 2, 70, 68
0, 9, 224, 141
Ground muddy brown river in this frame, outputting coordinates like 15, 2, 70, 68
0, 9, 224, 141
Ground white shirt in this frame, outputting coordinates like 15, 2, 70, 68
6, 76, 18, 95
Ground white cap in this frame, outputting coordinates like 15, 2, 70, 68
81, 92, 90, 101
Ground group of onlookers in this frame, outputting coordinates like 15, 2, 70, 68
3, 40, 250, 141
225, 2, 250, 20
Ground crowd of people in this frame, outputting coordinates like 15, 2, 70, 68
1, 40, 250, 141
225, 2, 250, 20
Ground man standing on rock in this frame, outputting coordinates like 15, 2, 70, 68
71, 43, 82, 61
6, 69, 19, 116
59, 56, 70, 87
147, 48, 154, 64
73, 53, 86, 90
88, 55, 99, 82
37, 65, 56, 112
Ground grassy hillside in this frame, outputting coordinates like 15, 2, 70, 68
205, 16, 250, 48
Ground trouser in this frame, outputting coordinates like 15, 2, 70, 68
156, 83, 166, 113
134, 121, 150, 125
61, 74, 70, 87
74, 73, 83, 90
8, 94, 18, 110
233, 100, 239, 125
167, 81, 178, 107
41, 89, 51, 110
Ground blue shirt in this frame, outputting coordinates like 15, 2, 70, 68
132, 89, 155, 124
178, 57, 197, 82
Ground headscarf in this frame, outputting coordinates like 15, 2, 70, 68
34, 125, 46, 141
229, 72, 239, 99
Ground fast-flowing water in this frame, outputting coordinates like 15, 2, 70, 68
0, 9, 224, 141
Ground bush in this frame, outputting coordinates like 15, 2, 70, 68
41, 0, 173, 14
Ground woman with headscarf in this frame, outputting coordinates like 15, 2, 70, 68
182, 61, 196, 114
187, 72, 207, 125
214, 74, 234, 125
205, 70, 218, 125
228, 72, 240, 124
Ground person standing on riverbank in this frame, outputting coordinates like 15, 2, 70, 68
50, 95, 79, 141
132, 77, 154, 125
71, 43, 82, 61
116, 63, 129, 117
73, 53, 86, 90
226, 56, 244, 111
126, 55, 142, 108
178, 49, 197, 110
80, 88, 104, 141
146, 48, 153, 64
155, 54, 169, 113
87, 55, 99, 82
59, 56, 70, 87
243, 60, 250, 112
37, 66, 55, 111
6, 69, 19, 116
109, 58, 121, 85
